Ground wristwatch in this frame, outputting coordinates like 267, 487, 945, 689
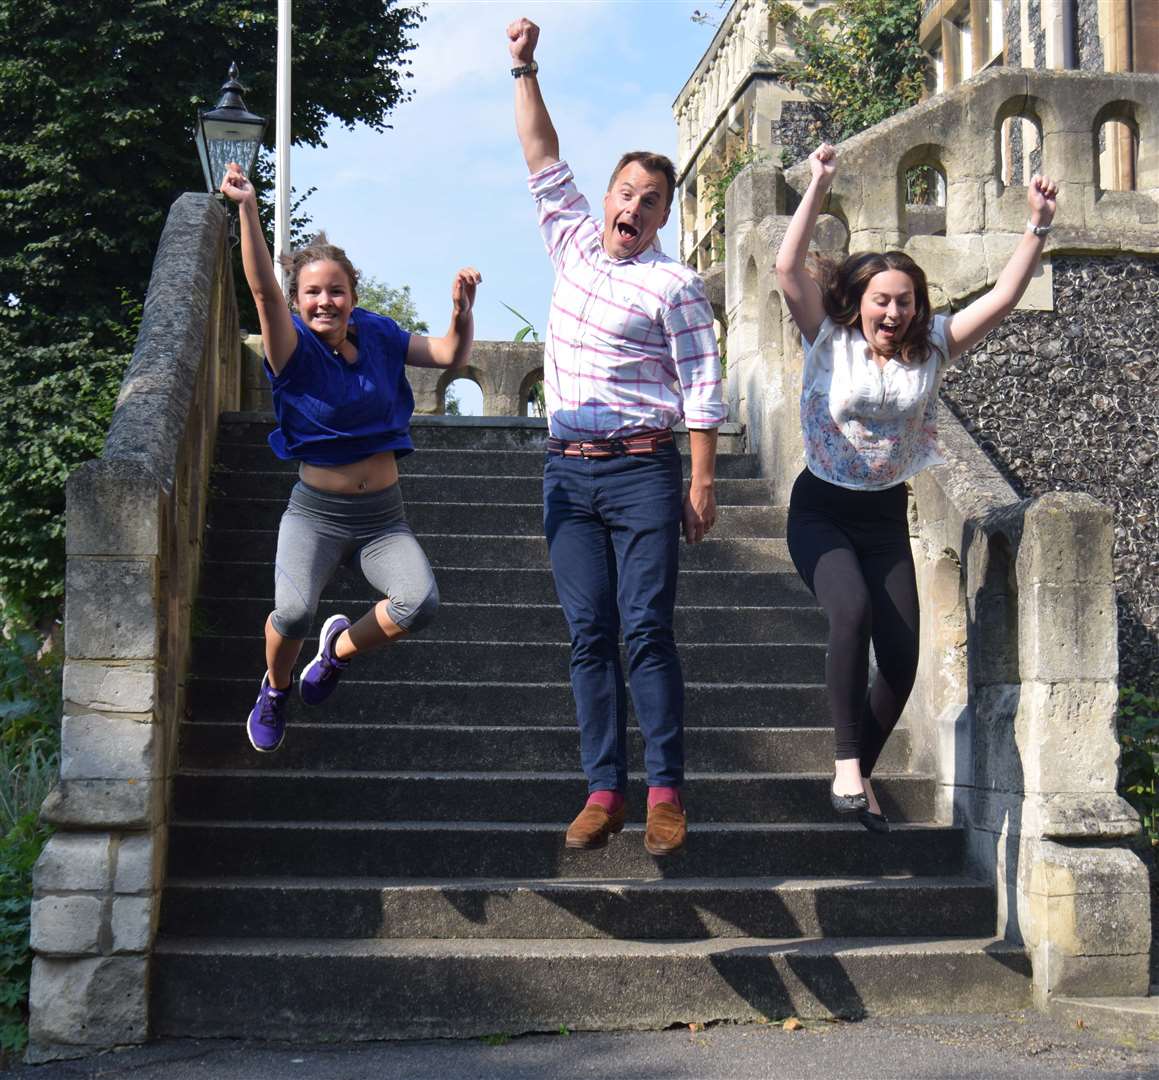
1026, 219, 1051, 237
511, 60, 539, 78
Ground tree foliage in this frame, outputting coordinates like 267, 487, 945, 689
0, 0, 423, 615
769, 0, 927, 140
358, 277, 429, 334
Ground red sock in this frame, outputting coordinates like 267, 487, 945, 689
587, 790, 625, 813
647, 786, 682, 811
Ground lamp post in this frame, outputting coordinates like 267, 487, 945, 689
195, 63, 266, 196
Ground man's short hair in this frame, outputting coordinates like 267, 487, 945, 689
607, 151, 677, 211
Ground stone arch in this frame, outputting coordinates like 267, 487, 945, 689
899, 144, 948, 239
518, 366, 546, 418
436, 366, 483, 416
1093, 100, 1142, 194
994, 103, 1044, 191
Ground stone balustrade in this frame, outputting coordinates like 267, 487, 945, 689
242, 337, 544, 419
723, 66, 1155, 1004
27, 195, 241, 1061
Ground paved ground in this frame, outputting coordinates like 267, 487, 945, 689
5, 1012, 1158, 1079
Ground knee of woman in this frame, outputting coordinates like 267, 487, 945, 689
270, 605, 313, 641
390, 583, 440, 634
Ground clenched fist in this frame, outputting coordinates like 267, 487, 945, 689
507, 17, 538, 64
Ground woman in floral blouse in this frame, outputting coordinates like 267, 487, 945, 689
775, 143, 1057, 831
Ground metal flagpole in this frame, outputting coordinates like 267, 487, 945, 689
274, 0, 291, 293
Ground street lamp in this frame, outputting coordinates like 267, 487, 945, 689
195, 62, 267, 194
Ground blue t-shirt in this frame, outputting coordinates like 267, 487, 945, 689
265, 308, 415, 465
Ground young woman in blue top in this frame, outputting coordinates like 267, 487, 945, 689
775, 144, 1057, 831
220, 162, 481, 752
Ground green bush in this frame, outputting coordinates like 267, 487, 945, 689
0, 607, 62, 1061
1118, 685, 1159, 846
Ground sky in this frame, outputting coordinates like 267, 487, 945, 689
292, 0, 721, 412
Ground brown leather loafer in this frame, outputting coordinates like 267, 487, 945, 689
644, 801, 686, 856
565, 803, 627, 849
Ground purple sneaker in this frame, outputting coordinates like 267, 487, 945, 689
246, 673, 290, 753
300, 613, 352, 706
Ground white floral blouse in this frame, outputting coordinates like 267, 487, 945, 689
800, 315, 953, 491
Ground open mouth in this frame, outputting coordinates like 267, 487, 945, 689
616, 221, 639, 242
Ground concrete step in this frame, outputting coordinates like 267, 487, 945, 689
215, 445, 762, 478
217, 412, 748, 455
186, 678, 832, 729
171, 771, 935, 824
166, 821, 967, 879
202, 531, 797, 571
158, 875, 995, 941
206, 498, 788, 538
179, 722, 906, 773
194, 600, 828, 644
213, 471, 775, 506
198, 563, 817, 607
190, 638, 828, 684
150, 935, 1030, 1039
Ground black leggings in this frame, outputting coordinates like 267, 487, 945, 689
786, 468, 919, 777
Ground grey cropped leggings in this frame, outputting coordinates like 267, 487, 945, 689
270, 480, 439, 640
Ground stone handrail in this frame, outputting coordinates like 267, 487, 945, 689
723, 66, 1153, 1005
28, 194, 241, 1061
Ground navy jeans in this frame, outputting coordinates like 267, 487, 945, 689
543, 445, 685, 793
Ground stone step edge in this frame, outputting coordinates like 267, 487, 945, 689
180, 721, 837, 733
195, 636, 825, 649
171, 819, 953, 834
219, 410, 746, 433
176, 768, 930, 782
185, 677, 826, 690
153, 934, 1020, 959
163, 873, 988, 891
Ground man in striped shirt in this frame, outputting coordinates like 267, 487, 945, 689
508, 17, 728, 857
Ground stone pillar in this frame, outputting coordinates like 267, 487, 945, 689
1010, 494, 1150, 1003
28, 460, 166, 1058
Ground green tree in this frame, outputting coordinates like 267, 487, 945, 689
0, 0, 424, 617
358, 277, 430, 333
769, 0, 927, 140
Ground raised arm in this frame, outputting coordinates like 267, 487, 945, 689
406, 268, 481, 370
774, 144, 836, 345
219, 163, 298, 374
508, 17, 559, 174
946, 175, 1058, 360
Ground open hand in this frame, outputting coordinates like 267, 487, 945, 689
808, 144, 837, 189
1027, 174, 1058, 227
452, 267, 482, 316
507, 17, 539, 64
219, 162, 256, 205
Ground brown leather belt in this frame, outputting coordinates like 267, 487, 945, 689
546, 429, 674, 459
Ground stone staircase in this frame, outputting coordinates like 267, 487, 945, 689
150, 415, 1030, 1039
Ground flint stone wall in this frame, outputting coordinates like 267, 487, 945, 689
943, 254, 1159, 694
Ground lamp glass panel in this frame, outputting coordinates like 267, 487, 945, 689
201, 117, 263, 190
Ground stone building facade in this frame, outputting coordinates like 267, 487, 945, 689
671, 0, 836, 273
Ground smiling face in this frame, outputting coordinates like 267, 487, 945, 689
859, 269, 916, 358
295, 260, 356, 345
602, 162, 671, 260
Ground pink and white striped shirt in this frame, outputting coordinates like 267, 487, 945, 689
529, 160, 727, 440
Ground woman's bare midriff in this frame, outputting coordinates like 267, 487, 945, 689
299, 450, 399, 494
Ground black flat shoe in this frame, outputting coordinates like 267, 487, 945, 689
857, 808, 891, 833
830, 785, 869, 814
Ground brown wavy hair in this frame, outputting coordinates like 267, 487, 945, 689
811, 251, 942, 365
279, 232, 360, 307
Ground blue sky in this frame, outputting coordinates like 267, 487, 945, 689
292, 0, 718, 410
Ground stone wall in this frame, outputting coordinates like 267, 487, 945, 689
772, 101, 840, 168
28, 194, 241, 1061
942, 254, 1159, 694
